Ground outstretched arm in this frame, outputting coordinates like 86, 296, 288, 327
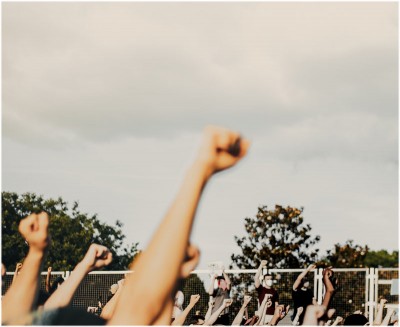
172, 294, 201, 326
255, 261, 267, 289
2, 212, 50, 324
208, 274, 217, 296
293, 264, 316, 291
381, 307, 395, 326
45, 266, 52, 293
44, 244, 112, 309
205, 299, 215, 321
232, 295, 252, 325
204, 299, 233, 326
292, 307, 303, 326
108, 126, 249, 325
100, 279, 124, 320
12, 263, 23, 285
373, 299, 387, 325
222, 266, 231, 290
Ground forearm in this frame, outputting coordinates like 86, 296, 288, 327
45, 272, 51, 293
110, 162, 210, 324
172, 303, 196, 326
44, 263, 88, 309
152, 298, 174, 325
223, 271, 231, 288
2, 250, 44, 323
205, 304, 214, 321
373, 302, 385, 325
204, 305, 227, 326
293, 271, 307, 290
232, 302, 247, 325
208, 278, 216, 295
100, 289, 122, 320
381, 308, 394, 326
254, 266, 262, 287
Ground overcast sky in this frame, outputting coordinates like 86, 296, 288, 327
2, 2, 398, 269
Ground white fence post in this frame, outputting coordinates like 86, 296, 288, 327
317, 268, 324, 304
367, 268, 375, 325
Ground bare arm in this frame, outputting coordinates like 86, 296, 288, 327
2, 212, 50, 324
109, 126, 249, 325
373, 299, 387, 325
205, 299, 215, 321
232, 295, 251, 326
208, 274, 216, 295
12, 263, 23, 285
204, 299, 233, 326
254, 261, 266, 289
322, 267, 335, 310
100, 280, 124, 320
292, 307, 303, 326
293, 264, 316, 291
172, 294, 201, 326
381, 307, 395, 326
44, 244, 112, 309
222, 267, 231, 290
45, 266, 52, 293
254, 294, 269, 326
269, 304, 290, 326
331, 316, 343, 326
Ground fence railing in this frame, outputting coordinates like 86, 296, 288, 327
2, 268, 398, 324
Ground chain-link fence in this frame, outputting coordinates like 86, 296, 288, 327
2, 268, 398, 324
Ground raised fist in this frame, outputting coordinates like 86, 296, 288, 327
81, 244, 113, 272
190, 294, 201, 305
47, 266, 52, 273
16, 263, 23, 270
18, 212, 50, 252
223, 299, 233, 307
244, 295, 252, 305
260, 260, 267, 267
307, 264, 317, 271
196, 126, 250, 176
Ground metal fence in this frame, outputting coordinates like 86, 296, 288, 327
2, 268, 398, 324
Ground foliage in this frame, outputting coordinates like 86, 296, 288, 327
364, 250, 398, 268
231, 205, 320, 270
2, 192, 139, 271
322, 240, 369, 268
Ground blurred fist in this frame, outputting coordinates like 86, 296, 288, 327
223, 299, 233, 307
180, 244, 200, 278
197, 126, 250, 176
18, 212, 50, 252
244, 295, 252, 305
307, 264, 316, 271
16, 263, 23, 270
81, 244, 113, 272
190, 294, 201, 305
261, 260, 267, 267
47, 266, 52, 273
296, 307, 304, 316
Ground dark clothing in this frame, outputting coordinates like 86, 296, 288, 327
256, 286, 279, 315
211, 287, 230, 324
32, 307, 107, 325
291, 288, 314, 324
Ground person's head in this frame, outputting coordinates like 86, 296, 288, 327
343, 314, 368, 325
263, 274, 273, 288
174, 290, 184, 307
300, 278, 310, 289
217, 276, 228, 290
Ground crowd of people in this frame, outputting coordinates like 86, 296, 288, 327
1, 126, 397, 325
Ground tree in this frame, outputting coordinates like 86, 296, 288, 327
231, 205, 320, 270
229, 205, 320, 323
2, 192, 139, 271
364, 250, 399, 268
323, 240, 369, 268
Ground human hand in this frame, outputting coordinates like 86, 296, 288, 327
15, 263, 23, 271
223, 299, 233, 307
244, 295, 252, 306
47, 266, 52, 273
208, 299, 215, 307
260, 260, 267, 268
333, 316, 343, 325
80, 244, 113, 272
18, 212, 50, 252
196, 126, 250, 177
307, 264, 317, 271
190, 294, 201, 306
